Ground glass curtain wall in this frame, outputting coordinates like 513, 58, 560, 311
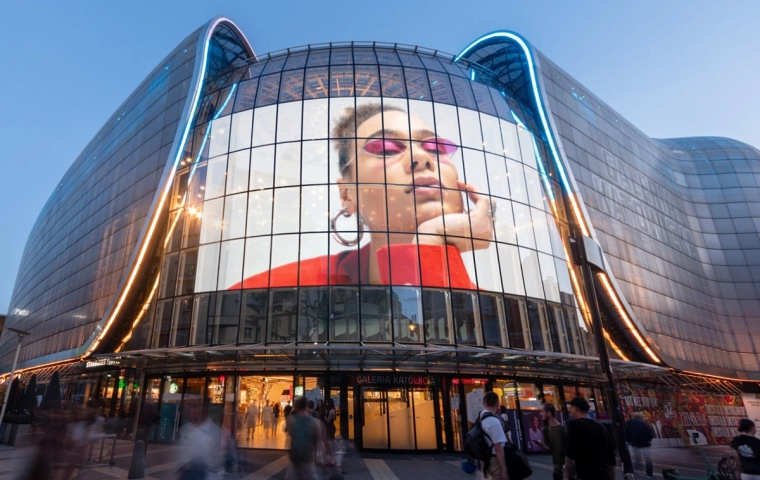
137, 44, 593, 359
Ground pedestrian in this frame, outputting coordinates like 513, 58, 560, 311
625, 411, 654, 478
323, 398, 338, 468
564, 397, 616, 480
730, 419, 760, 480
273, 402, 281, 437
499, 405, 513, 444
535, 403, 566, 480
263, 401, 274, 439
245, 401, 259, 440
284, 401, 293, 417
285, 396, 321, 480
477, 391, 510, 480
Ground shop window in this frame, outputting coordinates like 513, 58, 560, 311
269, 288, 298, 342
541, 385, 561, 409
331, 287, 359, 341
452, 291, 481, 346
360, 287, 392, 342
299, 288, 329, 342
422, 289, 452, 344
480, 293, 505, 347
240, 290, 268, 344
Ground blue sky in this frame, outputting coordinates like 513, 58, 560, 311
1, 0, 758, 314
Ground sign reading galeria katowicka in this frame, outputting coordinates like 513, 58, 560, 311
349, 374, 436, 387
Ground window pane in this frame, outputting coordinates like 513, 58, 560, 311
153, 299, 173, 348
299, 287, 329, 342
247, 190, 272, 237
253, 105, 277, 146
520, 247, 544, 299
481, 114, 503, 155
524, 168, 544, 210
272, 187, 301, 234
532, 209, 552, 254
450, 76, 477, 109
218, 239, 245, 290
486, 154, 510, 199
423, 289, 452, 344
250, 145, 275, 190
493, 199, 516, 245
212, 292, 240, 344
205, 156, 228, 200
241, 290, 268, 344
458, 108, 482, 150
428, 71, 455, 104
331, 287, 360, 342
256, 73, 281, 106
355, 65, 380, 97
234, 78, 258, 113
500, 120, 519, 160
277, 101, 302, 143
497, 243, 524, 296
222, 193, 247, 240
159, 253, 179, 299
279, 70, 304, 102
546, 303, 569, 353
404, 68, 431, 101
392, 287, 423, 343
480, 293, 505, 347
539, 253, 561, 303
462, 149, 488, 195
301, 140, 328, 184
195, 243, 220, 293
172, 297, 193, 347
361, 287, 392, 342
275, 142, 301, 187
303, 67, 329, 99
555, 258, 574, 305
269, 233, 299, 287
192, 293, 212, 345
380, 66, 406, 98
301, 186, 329, 232
229, 110, 253, 152
269, 288, 298, 342
299, 233, 328, 286
504, 295, 530, 349
507, 159, 528, 204
177, 249, 198, 296
517, 127, 537, 169
452, 291, 481, 345
226, 150, 250, 194
200, 198, 224, 244
526, 299, 548, 351
303, 99, 328, 140
208, 116, 231, 158
474, 242, 502, 292
512, 203, 536, 249
242, 236, 271, 289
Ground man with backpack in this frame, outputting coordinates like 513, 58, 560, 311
470, 391, 510, 480
284, 396, 321, 480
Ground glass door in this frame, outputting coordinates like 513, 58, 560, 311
412, 388, 437, 449
362, 388, 388, 449
388, 387, 414, 449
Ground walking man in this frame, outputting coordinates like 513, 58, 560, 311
564, 397, 616, 480
625, 412, 654, 478
478, 391, 510, 480
285, 396, 321, 480
535, 403, 567, 480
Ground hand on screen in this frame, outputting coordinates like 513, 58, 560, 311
417, 181, 494, 251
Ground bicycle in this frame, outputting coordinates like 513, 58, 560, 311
662, 433, 738, 480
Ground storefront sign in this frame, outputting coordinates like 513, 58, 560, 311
350, 374, 436, 387
85, 359, 119, 368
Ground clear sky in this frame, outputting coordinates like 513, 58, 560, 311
1, 0, 758, 314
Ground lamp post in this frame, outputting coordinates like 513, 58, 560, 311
0, 328, 31, 431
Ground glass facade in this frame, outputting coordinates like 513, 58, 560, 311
119, 43, 593, 361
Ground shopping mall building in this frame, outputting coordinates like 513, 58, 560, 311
2, 17, 759, 451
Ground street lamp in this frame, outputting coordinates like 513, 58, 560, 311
0, 328, 31, 431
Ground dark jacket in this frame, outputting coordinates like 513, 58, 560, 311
625, 418, 654, 448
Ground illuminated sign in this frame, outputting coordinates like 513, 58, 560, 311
294, 386, 304, 397
350, 374, 436, 387
169, 382, 179, 394
85, 359, 120, 368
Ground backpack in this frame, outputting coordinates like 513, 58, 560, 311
464, 412, 499, 461
289, 414, 314, 463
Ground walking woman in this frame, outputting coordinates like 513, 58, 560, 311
323, 398, 338, 468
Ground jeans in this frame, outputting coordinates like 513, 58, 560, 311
631, 446, 653, 477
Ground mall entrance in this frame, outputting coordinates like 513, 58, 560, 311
353, 375, 441, 451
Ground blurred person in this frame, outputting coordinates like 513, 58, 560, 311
730, 419, 760, 480
273, 402, 281, 436
323, 398, 338, 468
233, 103, 495, 291
564, 397, 615, 480
284, 401, 293, 417
263, 401, 274, 439
498, 405, 513, 444
307, 400, 315, 416
477, 391, 509, 480
625, 411, 654, 478
177, 404, 222, 480
285, 396, 321, 480
535, 403, 567, 480
245, 400, 259, 439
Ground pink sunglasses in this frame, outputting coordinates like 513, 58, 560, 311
361, 137, 458, 157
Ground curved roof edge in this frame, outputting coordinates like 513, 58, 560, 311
3, 17, 256, 374
457, 31, 665, 368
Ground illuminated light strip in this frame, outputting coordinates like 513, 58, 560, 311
530, 136, 555, 201
82, 20, 231, 357
598, 273, 661, 363
568, 193, 590, 237
115, 274, 161, 352
457, 32, 589, 236
187, 82, 237, 183
604, 329, 631, 362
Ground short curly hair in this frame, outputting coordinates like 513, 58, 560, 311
331, 102, 406, 174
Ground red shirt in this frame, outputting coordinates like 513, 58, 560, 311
229, 243, 476, 290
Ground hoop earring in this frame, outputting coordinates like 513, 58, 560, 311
331, 208, 365, 246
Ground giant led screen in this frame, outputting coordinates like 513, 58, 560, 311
148, 48, 590, 356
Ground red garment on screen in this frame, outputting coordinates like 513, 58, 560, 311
229, 243, 476, 289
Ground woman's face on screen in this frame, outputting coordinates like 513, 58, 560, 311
347, 110, 464, 233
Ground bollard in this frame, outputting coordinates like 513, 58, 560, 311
127, 440, 146, 479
